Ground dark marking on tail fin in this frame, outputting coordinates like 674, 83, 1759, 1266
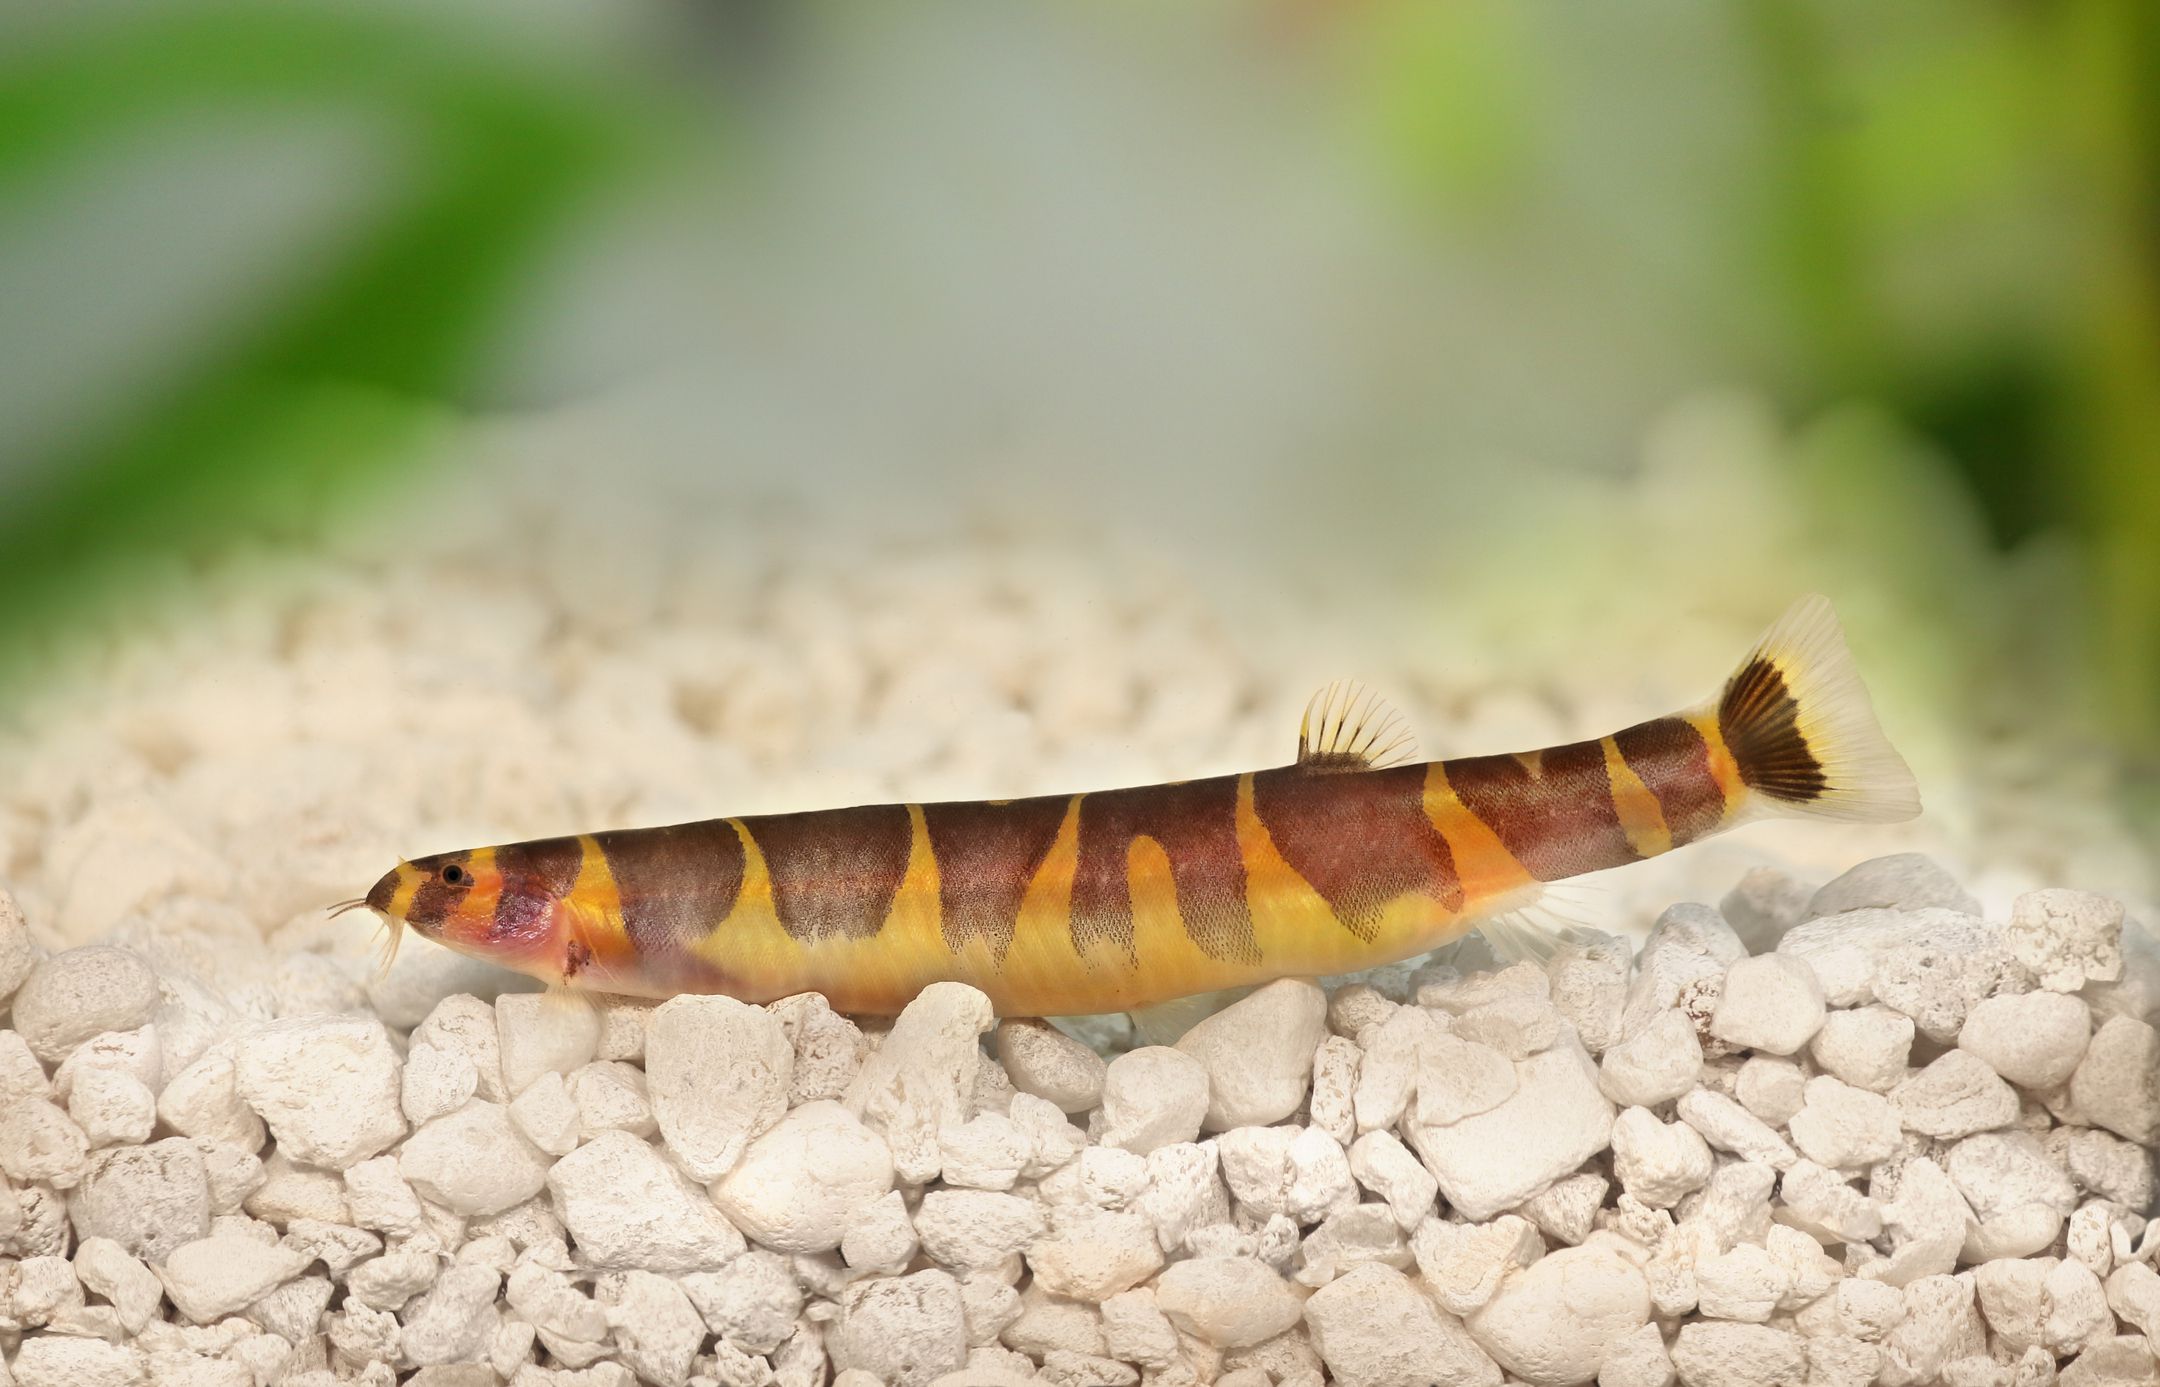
1710, 595, 1919, 824
1718, 656, 1828, 805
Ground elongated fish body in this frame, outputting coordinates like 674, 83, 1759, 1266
360, 596, 1919, 1016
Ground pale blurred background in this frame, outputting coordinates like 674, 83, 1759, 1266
1, 0, 2154, 954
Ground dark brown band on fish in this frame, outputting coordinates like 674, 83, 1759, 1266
489, 836, 586, 945
1719, 657, 1827, 802
1612, 717, 1727, 847
598, 821, 746, 957
922, 796, 1070, 960
1072, 776, 1260, 965
1445, 738, 1637, 880
745, 803, 912, 942
1253, 763, 1462, 939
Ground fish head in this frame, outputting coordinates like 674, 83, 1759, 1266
361, 848, 564, 973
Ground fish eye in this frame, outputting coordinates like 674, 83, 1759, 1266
441, 864, 467, 886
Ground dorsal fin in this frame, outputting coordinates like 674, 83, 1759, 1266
1297, 681, 1420, 772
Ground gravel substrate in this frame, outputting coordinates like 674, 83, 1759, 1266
2, 851, 2158, 1387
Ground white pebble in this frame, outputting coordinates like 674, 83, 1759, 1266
1807, 1006, 1914, 1093
1958, 990, 2092, 1091
771, 992, 868, 1105
545, 1129, 746, 1271
73, 1236, 163, 1334
399, 1100, 553, 1215
234, 1014, 406, 1170
1892, 1050, 2021, 1140
1946, 1130, 2076, 1259
568, 1060, 656, 1140
414, 993, 510, 1102
158, 1048, 267, 1149
1217, 1124, 1357, 1226
402, 1263, 504, 1367
0, 886, 33, 1003
70, 1138, 211, 1258
995, 1019, 1107, 1116
1852, 1157, 1967, 1286
938, 1111, 1031, 1190
1154, 1255, 1305, 1348
1465, 1244, 1650, 1386
508, 1070, 582, 1156
1303, 1262, 1500, 1387
1408, 1036, 1614, 1222
1347, 1130, 1439, 1230
1611, 1107, 1715, 1208
831, 1269, 968, 1387
680, 1249, 803, 1354
841, 1189, 919, 1275
9, 945, 161, 1062
1097, 1046, 1210, 1156
1412, 1031, 1518, 1127
0, 1096, 90, 1187
495, 993, 602, 1097
1668, 1322, 1805, 1387
1174, 978, 1326, 1130
1777, 1159, 1882, 1245
2007, 888, 2126, 992
1599, 1010, 1704, 1109
843, 981, 994, 1182
710, 1099, 894, 1254
1544, 930, 1630, 1055
914, 1188, 1046, 1271
645, 994, 792, 1181
68, 1066, 156, 1147
1619, 904, 1745, 1040
1787, 1076, 1903, 1171
1734, 1057, 1806, 1126
1675, 1089, 1796, 1170
597, 1268, 703, 1387
2067, 1015, 2160, 1146
10, 1336, 149, 1387
155, 1234, 309, 1323
401, 1042, 480, 1127
1807, 854, 1979, 918
1709, 954, 1826, 1056
1027, 1208, 1164, 1302
1410, 1214, 1542, 1317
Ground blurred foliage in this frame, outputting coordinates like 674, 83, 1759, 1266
1348, 0, 2160, 775
0, 3, 685, 685
0, 0, 2152, 838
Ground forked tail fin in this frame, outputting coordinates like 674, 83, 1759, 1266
1716, 595, 1920, 824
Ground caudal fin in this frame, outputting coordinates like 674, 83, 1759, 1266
1716, 595, 1920, 824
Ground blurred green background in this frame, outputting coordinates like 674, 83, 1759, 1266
0, 0, 2154, 858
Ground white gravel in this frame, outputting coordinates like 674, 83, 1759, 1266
5, 856, 2151, 1386
1, 494, 2158, 1385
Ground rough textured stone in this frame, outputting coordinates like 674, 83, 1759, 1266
399, 1100, 553, 1215
646, 994, 793, 1182
545, 1129, 746, 1271
1097, 1046, 1211, 1156
844, 982, 995, 1182
10, 945, 161, 1062
233, 1014, 406, 1169
1408, 1036, 1614, 1222
1465, 1244, 1651, 1387
1174, 979, 1327, 1131
1304, 1262, 1500, 1387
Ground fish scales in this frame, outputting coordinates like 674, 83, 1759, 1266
361, 595, 1919, 1017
